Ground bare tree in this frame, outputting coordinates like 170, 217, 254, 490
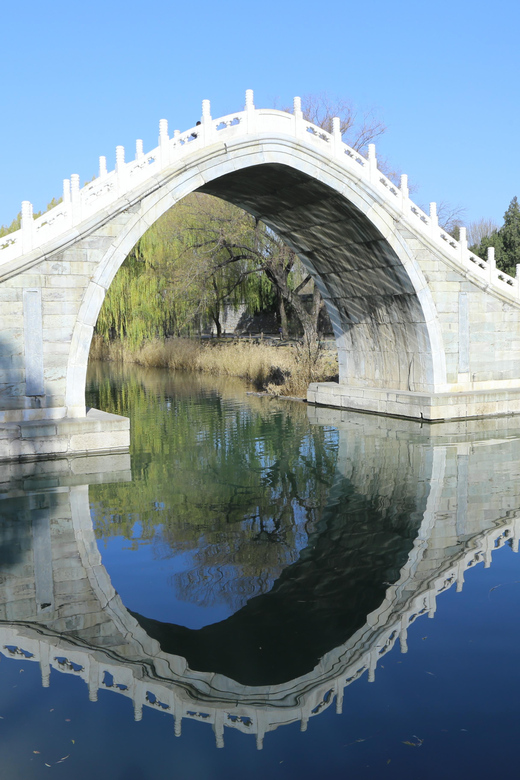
290, 92, 387, 152
467, 217, 499, 248
434, 200, 467, 235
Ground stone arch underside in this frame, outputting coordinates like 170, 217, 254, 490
197, 164, 436, 394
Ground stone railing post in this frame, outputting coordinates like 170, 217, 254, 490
62, 179, 71, 227
99, 155, 107, 176
115, 145, 126, 194
367, 143, 377, 184
71, 174, 81, 225
400, 174, 409, 215
368, 647, 378, 681
38, 641, 51, 688
459, 226, 468, 263
21, 200, 34, 253
87, 658, 98, 702
201, 98, 215, 145
456, 559, 465, 592
245, 88, 256, 133
429, 201, 438, 237
399, 618, 408, 653
487, 246, 496, 284
512, 516, 520, 553
293, 95, 304, 141
135, 140, 144, 160
159, 119, 169, 167
335, 680, 344, 714
332, 116, 342, 158
213, 711, 225, 749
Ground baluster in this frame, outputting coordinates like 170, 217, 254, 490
135, 140, 143, 160
459, 226, 468, 263
245, 89, 256, 133
429, 202, 438, 236
367, 144, 377, 184
99, 155, 107, 177
115, 145, 126, 193
159, 119, 169, 166
332, 116, 342, 158
21, 200, 34, 253
487, 246, 495, 284
201, 99, 214, 145
293, 95, 303, 140
368, 648, 377, 682
71, 174, 80, 225
400, 173, 409, 199
399, 621, 408, 653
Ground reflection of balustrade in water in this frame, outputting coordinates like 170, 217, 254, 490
2, 413, 520, 749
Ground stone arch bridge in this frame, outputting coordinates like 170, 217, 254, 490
1, 411, 519, 748
2, 90, 520, 459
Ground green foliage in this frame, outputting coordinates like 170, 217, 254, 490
0, 213, 21, 238
0, 196, 63, 238
96, 193, 280, 344
471, 196, 520, 277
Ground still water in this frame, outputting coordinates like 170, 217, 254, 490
1, 362, 520, 778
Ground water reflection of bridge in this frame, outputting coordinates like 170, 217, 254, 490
1, 410, 520, 749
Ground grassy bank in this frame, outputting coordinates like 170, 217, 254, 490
89, 336, 338, 398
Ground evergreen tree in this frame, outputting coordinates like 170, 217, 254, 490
470, 196, 520, 277
500, 196, 520, 274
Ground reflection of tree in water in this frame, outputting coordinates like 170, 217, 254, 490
87, 364, 338, 612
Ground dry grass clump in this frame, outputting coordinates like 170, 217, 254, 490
89, 335, 337, 397
265, 339, 338, 397
196, 340, 292, 387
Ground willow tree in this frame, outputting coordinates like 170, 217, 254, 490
96, 194, 273, 343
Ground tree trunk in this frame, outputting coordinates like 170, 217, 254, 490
279, 297, 289, 338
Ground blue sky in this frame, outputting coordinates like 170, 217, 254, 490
1, 0, 518, 229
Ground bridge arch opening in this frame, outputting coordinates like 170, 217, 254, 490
72, 145, 445, 414
197, 163, 437, 394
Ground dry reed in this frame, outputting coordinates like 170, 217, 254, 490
89, 335, 338, 397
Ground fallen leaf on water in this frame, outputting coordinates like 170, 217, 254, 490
426, 671, 435, 676
33, 751, 40, 754
45, 764, 51, 767
387, 759, 391, 764
65, 719, 71, 722
422, 637, 427, 641
60, 756, 69, 761
402, 735, 424, 748
71, 740, 75, 745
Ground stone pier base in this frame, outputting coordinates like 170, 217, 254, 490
0, 408, 130, 462
308, 382, 520, 422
